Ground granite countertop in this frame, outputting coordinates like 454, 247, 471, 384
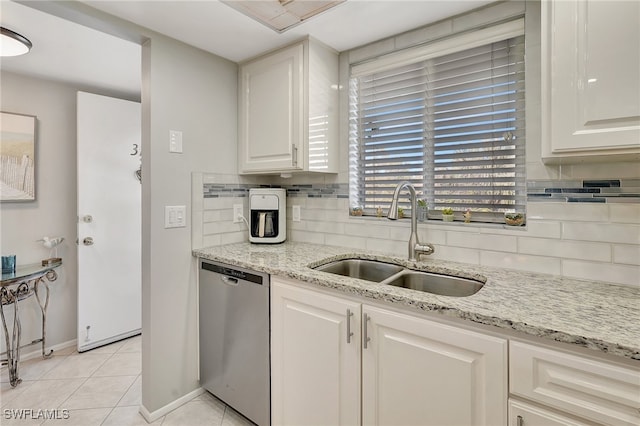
193, 242, 640, 361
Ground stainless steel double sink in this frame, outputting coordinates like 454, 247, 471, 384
312, 258, 484, 297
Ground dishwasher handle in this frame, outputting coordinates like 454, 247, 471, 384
221, 276, 239, 286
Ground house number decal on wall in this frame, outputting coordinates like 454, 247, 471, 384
130, 143, 139, 156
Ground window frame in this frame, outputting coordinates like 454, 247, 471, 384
349, 19, 526, 224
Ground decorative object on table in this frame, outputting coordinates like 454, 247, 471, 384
2, 255, 16, 273
417, 199, 428, 222
442, 207, 454, 222
350, 206, 363, 216
1, 112, 37, 202
504, 212, 525, 226
463, 209, 472, 223
37, 236, 64, 258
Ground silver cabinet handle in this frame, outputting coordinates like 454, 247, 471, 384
83, 237, 94, 246
516, 415, 524, 426
363, 313, 371, 349
292, 144, 298, 167
346, 309, 354, 344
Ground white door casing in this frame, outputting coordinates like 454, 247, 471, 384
77, 91, 141, 352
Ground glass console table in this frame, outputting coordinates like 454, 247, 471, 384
1, 261, 61, 387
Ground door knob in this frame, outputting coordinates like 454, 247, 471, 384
83, 237, 94, 246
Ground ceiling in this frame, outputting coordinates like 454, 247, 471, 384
1, 0, 494, 97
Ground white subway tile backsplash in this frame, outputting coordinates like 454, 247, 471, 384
307, 220, 345, 234
609, 204, 640, 224
220, 232, 248, 245
518, 237, 611, 262
325, 233, 368, 250
289, 230, 325, 245
431, 246, 480, 265
562, 222, 640, 244
446, 231, 517, 252
562, 260, 640, 287
196, 173, 640, 290
520, 220, 562, 239
203, 210, 222, 223
613, 245, 640, 266
345, 222, 390, 239
480, 251, 562, 275
203, 221, 244, 236
366, 238, 405, 257
527, 202, 609, 222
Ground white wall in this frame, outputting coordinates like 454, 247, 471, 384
141, 34, 237, 414
0, 72, 138, 354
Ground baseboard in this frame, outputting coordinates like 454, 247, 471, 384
17, 338, 77, 361
139, 387, 205, 423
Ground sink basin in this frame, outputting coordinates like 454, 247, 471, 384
313, 258, 404, 282
381, 270, 484, 297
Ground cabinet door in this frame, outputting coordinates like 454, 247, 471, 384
509, 400, 590, 426
542, 0, 640, 160
510, 341, 640, 426
271, 279, 360, 426
362, 305, 507, 426
239, 44, 304, 173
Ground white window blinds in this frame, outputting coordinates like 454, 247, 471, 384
349, 24, 526, 222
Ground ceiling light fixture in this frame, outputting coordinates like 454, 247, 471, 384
0, 27, 32, 57
223, 0, 345, 33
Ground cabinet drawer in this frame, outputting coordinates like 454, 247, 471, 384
509, 399, 591, 426
510, 341, 640, 426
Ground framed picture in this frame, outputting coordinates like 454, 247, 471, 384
1, 112, 37, 202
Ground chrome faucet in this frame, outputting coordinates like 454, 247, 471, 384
388, 181, 435, 261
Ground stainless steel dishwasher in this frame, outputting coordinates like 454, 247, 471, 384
199, 259, 270, 426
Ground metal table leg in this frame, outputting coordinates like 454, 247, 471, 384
34, 271, 55, 358
0, 283, 30, 387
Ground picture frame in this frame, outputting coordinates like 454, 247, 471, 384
1, 111, 37, 202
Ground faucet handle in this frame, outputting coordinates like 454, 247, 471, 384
414, 243, 435, 258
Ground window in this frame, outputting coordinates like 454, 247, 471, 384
349, 20, 526, 223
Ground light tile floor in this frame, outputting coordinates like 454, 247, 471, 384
1, 336, 253, 426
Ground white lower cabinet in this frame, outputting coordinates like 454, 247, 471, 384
271, 278, 361, 426
510, 341, 640, 426
362, 305, 507, 426
508, 400, 590, 426
271, 278, 508, 425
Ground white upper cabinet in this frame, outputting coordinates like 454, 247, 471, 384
238, 38, 339, 175
541, 0, 640, 162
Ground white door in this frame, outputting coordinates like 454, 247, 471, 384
362, 305, 507, 426
271, 278, 361, 426
77, 91, 141, 352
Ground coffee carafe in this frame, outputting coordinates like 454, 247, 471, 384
249, 188, 286, 244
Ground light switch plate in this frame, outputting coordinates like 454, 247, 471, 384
169, 130, 183, 153
165, 205, 186, 228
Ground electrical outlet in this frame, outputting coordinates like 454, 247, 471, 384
233, 204, 243, 223
293, 205, 301, 222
